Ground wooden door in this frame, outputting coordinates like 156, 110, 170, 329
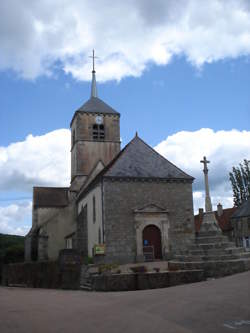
143, 225, 162, 260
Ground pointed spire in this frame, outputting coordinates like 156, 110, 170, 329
90, 49, 98, 98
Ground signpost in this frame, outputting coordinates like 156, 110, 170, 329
94, 244, 105, 256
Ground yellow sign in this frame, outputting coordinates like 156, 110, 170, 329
94, 244, 105, 255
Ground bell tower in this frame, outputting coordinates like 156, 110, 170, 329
70, 51, 121, 191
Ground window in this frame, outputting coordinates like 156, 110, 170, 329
93, 196, 96, 223
92, 124, 105, 140
66, 237, 73, 249
98, 227, 102, 244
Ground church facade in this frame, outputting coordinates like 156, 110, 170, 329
25, 64, 195, 264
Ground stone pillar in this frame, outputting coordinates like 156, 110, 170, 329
199, 156, 221, 234
200, 156, 213, 212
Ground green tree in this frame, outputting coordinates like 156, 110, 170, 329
229, 159, 250, 207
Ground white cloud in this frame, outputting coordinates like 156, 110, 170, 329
1, 127, 250, 234
0, 0, 250, 81
0, 201, 32, 235
0, 129, 70, 235
0, 129, 71, 192
155, 128, 250, 213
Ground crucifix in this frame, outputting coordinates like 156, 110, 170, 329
200, 156, 210, 174
89, 49, 98, 73
200, 156, 213, 212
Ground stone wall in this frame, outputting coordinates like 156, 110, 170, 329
39, 202, 76, 260
77, 205, 88, 257
71, 112, 120, 182
78, 184, 103, 257
2, 261, 81, 290
92, 270, 204, 291
232, 216, 250, 247
102, 179, 194, 264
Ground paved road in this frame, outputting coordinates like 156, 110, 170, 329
1, 271, 250, 333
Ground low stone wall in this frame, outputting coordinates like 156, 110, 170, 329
169, 259, 250, 278
92, 270, 205, 291
2, 261, 81, 290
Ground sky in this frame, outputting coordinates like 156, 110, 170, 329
0, 0, 250, 235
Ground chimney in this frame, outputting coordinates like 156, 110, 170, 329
199, 208, 204, 217
217, 203, 223, 217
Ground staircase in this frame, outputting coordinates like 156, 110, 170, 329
170, 231, 250, 278
79, 265, 94, 291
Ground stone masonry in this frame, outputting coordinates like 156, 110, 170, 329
102, 179, 195, 264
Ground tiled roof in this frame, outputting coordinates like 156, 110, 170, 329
77, 96, 119, 115
194, 207, 237, 232
231, 198, 250, 219
104, 135, 194, 180
33, 187, 69, 208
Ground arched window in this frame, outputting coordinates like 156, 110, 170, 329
92, 124, 105, 140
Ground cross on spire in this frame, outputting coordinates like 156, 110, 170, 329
89, 49, 98, 98
200, 156, 210, 174
89, 49, 98, 72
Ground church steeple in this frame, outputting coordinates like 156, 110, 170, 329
70, 49, 121, 191
90, 49, 98, 98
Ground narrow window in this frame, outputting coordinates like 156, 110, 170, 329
92, 124, 105, 140
98, 227, 101, 244
93, 196, 96, 223
66, 237, 73, 249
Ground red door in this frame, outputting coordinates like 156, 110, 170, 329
143, 225, 162, 260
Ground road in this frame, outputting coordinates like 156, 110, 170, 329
1, 271, 250, 333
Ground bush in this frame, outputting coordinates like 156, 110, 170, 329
3, 244, 24, 264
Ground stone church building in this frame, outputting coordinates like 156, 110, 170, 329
25, 61, 195, 264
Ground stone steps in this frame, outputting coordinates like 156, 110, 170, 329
180, 246, 247, 256
80, 282, 93, 291
174, 252, 250, 262
172, 229, 250, 278
169, 258, 250, 278
197, 231, 222, 237
195, 236, 232, 244
189, 242, 233, 250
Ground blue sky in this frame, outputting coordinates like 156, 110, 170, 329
1, 56, 249, 147
0, 0, 250, 235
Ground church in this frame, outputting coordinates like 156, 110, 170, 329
25, 55, 195, 264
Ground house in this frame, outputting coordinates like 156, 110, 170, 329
194, 203, 237, 239
231, 198, 250, 249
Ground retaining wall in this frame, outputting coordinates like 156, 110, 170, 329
92, 270, 205, 291
2, 261, 81, 290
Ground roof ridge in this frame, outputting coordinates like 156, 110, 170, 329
132, 135, 194, 179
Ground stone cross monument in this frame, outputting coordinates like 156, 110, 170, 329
200, 156, 213, 212
199, 156, 221, 233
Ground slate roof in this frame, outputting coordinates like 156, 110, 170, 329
33, 187, 69, 208
77, 135, 194, 202
231, 198, 250, 219
77, 96, 119, 115
104, 135, 194, 180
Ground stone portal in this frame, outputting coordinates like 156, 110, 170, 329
134, 204, 169, 262
143, 225, 162, 260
